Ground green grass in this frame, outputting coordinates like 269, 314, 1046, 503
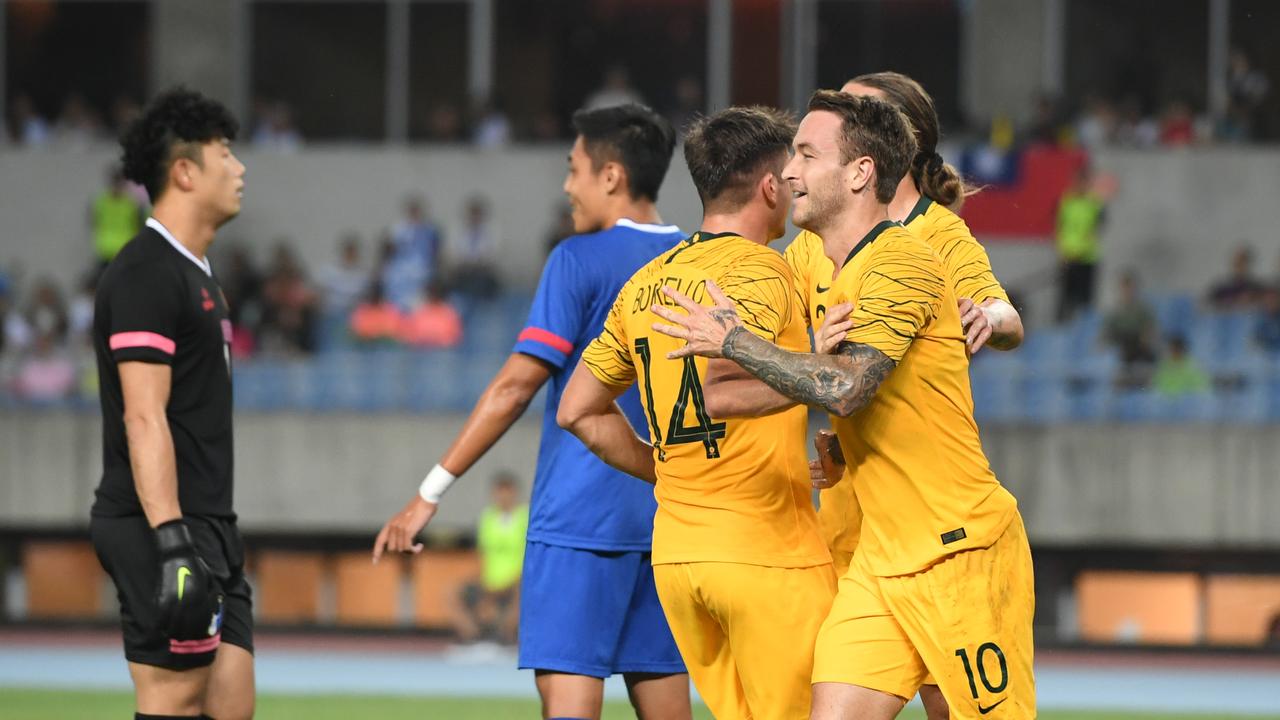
1, 689, 1275, 719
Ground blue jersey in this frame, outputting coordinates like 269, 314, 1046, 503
514, 219, 684, 551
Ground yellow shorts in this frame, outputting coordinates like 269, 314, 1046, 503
813, 515, 1035, 719
654, 561, 836, 720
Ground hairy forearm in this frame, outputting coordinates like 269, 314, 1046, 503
124, 413, 181, 527
566, 408, 657, 484
722, 327, 894, 418
982, 299, 1024, 351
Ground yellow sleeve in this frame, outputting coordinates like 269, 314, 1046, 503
783, 232, 814, 323
841, 241, 946, 363
581, 286, 636, 389
934, 216, 1010, 305
719, 250, 794, 343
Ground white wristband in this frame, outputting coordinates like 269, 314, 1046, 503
418, 464, 458, 504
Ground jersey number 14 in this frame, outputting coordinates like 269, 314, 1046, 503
634, 338, 726, 461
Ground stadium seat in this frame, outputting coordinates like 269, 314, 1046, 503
333, 551, 403, 626
1205, 574, 1280, 646
409, 549, 482, 629
1154, 293, 1196, 337
23, 541, 104, 619
253, 550, 326, 624
1076, 570, 1202, 644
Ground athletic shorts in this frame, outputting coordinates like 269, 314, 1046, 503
90, 513, 254, 670
517, 541, 685, 678
813, 514, 1035, 719
654, 561, 836, 720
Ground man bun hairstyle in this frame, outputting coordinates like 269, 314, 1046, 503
683, 106, 797, 212
807, 90, 916, 204
570, 103, 677, 203
120, 86, 239, 203
848, 71, 973, 208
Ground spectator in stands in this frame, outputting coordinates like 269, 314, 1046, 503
0, 274, 26, 356
472, 97, 512, 148
585, 65, 644, 110
54, 93, 106, 148
1103, 270, 1159, 387
252, 100, 303, 152
9, 93, 50, 147
1228, 49, 1271, 141
1152, 336, 1210, 397
349, 281, 404, 344
68, 273, 96, 343
453, 472, 528, 645
1026, 93, 1064, 146
452, 195, 501, 301
1055, 164, 1107, 322
1207, 246, 1266, 310
221, 243, 265, 356
1115, 94, 1160, 148
542, 202, 575, 255
12, 332, 76, 403
400, 280, 463, 348
259, 243, 317, 354
23, 279, 69, 345
1254, 289, 1280, 353
317, 233, 368, 317
90, 167, 145, 266
384, 197, 443, 310
667, 75, 703, 134
1158, 100, 1197, 147
426, 102, 464, 141
1076, 95, 1118, 149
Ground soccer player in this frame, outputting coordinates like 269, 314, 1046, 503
652, 91, 1035, 719
89, 87, 254, 720
558, 106, 834, 720
372, 104, 691, 720
787, 71, 1027, 718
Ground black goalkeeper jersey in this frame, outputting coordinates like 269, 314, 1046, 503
91, 222, 235, 518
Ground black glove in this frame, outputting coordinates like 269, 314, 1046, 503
155, 519, 224, 641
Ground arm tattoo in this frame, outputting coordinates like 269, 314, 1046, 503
722, 327, 896, 417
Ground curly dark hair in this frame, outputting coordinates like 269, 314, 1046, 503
120, 86, 239, 203
571, 103, 676, 203
807, 90, 916, 204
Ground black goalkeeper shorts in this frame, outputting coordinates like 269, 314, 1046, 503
90, 513, 254, 670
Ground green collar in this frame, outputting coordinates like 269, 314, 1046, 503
902, 195, 933, 226
842, 220, 901, 268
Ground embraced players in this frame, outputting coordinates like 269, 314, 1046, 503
782, 71, 1025, 718
90, 87, 255, 720
372, 104, 692, 720
559, 107, 834, 719
653, 91, 1035, 719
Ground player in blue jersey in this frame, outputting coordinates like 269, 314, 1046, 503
374, 104, 691, 720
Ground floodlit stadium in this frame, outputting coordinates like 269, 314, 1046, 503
1, 1, 1279, 718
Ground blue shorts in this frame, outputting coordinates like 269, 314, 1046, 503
518, 540, 685, 678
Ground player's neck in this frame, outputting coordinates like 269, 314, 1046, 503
887, 176, 922, 223
699, 211, 770, 246
819, 200, 893, 269
151, 202, 217, 261
605, 199, 663, 229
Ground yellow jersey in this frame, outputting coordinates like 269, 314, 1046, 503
827, 220, 1017, 577
583, 231, 830, 569
902, 196, 1009, 305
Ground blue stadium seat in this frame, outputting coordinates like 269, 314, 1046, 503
1154, 293, 1196, 337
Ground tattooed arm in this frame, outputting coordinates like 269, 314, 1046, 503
650, 280, 897, 418
721, 327, 895, 417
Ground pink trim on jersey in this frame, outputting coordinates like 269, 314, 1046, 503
169, 633, 221, 654
109, 331, 176, 355
518, 327, 573, 355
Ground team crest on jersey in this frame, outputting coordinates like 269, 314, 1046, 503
201, 287, 216, 312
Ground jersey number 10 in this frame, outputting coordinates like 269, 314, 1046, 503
634, 338, 727, 461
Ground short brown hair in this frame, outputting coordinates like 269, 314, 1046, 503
683, 106, 797, 212
848, 71, 973, 208
806, 90, 916, 204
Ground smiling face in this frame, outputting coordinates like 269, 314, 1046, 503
782, 110, 852, 233
562, 136, 613, 233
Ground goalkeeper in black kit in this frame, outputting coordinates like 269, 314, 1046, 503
89, 87, 255, 720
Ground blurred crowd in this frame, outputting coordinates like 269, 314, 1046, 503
0, 166, 580, 405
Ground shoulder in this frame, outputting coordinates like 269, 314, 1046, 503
870, 226, 945, 275
102, 232, 182, 287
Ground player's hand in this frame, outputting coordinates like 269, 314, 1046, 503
812, 429, 846, 489
958, 297, 993, 355
154, 519, 225, 641
815, 303, 854, 354
650, 280, 743, 360
372, 495, 436, 562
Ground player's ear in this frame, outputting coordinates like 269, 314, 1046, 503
602, 161, 625, 196
169, 157, 197, 193
761, 171, 779, 208
846, 155, 874, 196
